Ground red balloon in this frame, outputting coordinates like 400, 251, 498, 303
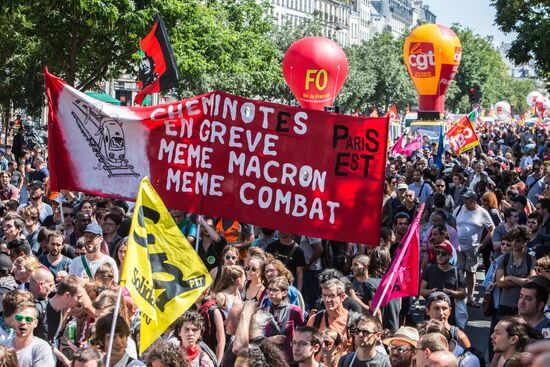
282, 37, 348, 111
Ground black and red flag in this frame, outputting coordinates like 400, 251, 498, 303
135, 15, 179, 105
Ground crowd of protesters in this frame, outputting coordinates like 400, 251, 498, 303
0, 119, 548, 367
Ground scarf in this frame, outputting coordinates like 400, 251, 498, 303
186, 345, 201, 362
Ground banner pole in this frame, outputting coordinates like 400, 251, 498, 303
195, 221, 201, 253
105, 286, 124, 367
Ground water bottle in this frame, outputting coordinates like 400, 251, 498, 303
66, 319, 77, 342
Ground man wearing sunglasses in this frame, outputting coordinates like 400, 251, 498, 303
6, 301, 54, 366
382, 326, 419, 367
420, 241, 466, 327
339, 315, 390, 367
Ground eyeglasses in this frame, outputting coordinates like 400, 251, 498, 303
434, 250, 450, 256
354, 328, 377, 336
14, 314, 35, 323
224, 255, 237, 261
501, 242, 512, 247
103, 222, 116, 226
436, 184, 445, 187
291, 341, 311, 348
389, 345, 413, 354
63, 213, 74, 217
245, 266, 258, 272
267, 288, 282, 294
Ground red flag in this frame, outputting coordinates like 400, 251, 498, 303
445, 115, 479, 154
385, 104, 399, 125
371, 204, 424, 312
370, 107, 378, 117
135, 15, 179, 105
44, 69, 390, 246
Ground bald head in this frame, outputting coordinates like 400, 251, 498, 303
426, 350, 458, 367
32, 267, 54, 283
29, 267, 55, 300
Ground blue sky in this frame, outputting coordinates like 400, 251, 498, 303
423, 0, 516, 46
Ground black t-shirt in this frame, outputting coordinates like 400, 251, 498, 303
422, 264, 464, 291
197, 237, 227, 271
266, 240, 306, 279
34, 298, 61, 345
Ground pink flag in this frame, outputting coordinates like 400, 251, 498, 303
402, 135, 422, 156
390, 133, 405, 156
371, 204, 424, 313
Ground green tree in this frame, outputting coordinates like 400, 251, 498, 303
491, 0, 550, 87
445, 25, 537, 114
268, 15, 325, 104
0, 0, 282, 114
336, 32, 416, 114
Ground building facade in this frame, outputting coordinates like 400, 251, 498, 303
269, 0, 436, 46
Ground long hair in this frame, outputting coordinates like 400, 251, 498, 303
482, 191, 499, 210
369, 247, 391, 278
260, 258, 294, 287
213, 265, 245, 293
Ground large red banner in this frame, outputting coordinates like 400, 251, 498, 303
45, 70, 388, 244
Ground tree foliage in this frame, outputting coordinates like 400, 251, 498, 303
491, 0, 550, 87
336, 32, 416, 114
0, 0, 281, 114
446, 25, 536, 114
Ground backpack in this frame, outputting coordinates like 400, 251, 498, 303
459, 346, 486, 367
312, 310, 354, 341
199, 340, 219, 367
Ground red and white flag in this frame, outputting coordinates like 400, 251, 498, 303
371, 204, 424, 313
445, 115, 479, 154
44, 69, 390, 245
385, 104, 399, 125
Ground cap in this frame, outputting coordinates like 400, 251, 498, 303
382, 326, 419, 347
0, 254, 12, 272
512, 195, 527, 206
461, 190, 477, 199
397, 183, 409, 191
30, 180, 44, 190
84, 222, 103, 237
427, 291, 451, 307
435, 241, 453, 255
0, 148, 5, 155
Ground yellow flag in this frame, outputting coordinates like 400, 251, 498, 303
121, 177, 211, 354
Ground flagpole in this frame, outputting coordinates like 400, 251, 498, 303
105, 286, 124, 367
371, 226, 414, 316
371, 204, 424, 316
106, 243, 130, 366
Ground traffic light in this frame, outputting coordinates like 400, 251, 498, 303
468, 86, 482, 104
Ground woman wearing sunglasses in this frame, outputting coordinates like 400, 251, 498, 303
320, 329, 343, 367
242, 255, 265, 302
209, 246, 238, 291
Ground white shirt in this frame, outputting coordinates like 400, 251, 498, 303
68, 254, 119, 282
454, 205, 494, 251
